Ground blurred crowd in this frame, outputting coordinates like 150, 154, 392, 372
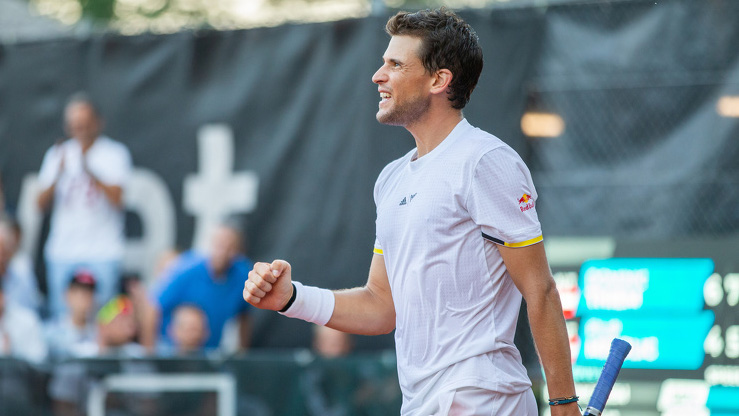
0, 93, 362, 415
1, 94, 252, 361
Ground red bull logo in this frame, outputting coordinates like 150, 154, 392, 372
518, 193, 535, 212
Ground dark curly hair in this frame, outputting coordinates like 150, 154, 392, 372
385, 8, 484, 110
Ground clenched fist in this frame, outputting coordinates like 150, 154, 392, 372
243, 260, 294, 311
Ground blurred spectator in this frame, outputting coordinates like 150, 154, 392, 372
0, 220, 13, 286
36, 92, 132, 319
49, 294, 154, 416
300, 326, 356, 416
45, 270, 98, 416
153, 247, 184, 281
0, 215, 44, 313
313, 325, 354, 359
97, 295, 144, 356
144, 221, 253, 353
302, 327, 399, 416
97, 295, 159, 415
139, 249, 187, 349
45, 269, 99, 361
168, 304, 210, 356
121, 273, 148, 332
0, 274, 48, 364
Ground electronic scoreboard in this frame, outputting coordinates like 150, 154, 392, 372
543, 246, 739, 416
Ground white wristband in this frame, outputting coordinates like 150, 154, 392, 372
279, 281, 335, 326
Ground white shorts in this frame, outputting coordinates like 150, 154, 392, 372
432, 387, 538, 416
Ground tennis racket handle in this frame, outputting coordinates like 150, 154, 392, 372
582, 338, 632, 416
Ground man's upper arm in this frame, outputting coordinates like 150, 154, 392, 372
37, 147, 58, 188
156, 271, 187, 314
498, 242, 555, 300
96, 144, 132, 186
366, 254, 394, 308
368, 253, 396, 333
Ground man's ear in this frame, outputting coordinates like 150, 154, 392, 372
430, 69, 453, 95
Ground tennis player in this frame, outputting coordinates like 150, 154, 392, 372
244, 8, 580, 416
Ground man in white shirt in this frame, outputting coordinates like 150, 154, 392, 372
37, 93, 132, 319
0, 276, 48, 364
0, 216, 43, 313
244, 8, 579, 416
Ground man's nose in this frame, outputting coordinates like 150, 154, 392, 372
372, 66, 387, 84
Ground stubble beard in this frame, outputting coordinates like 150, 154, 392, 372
376, 94, 431, 127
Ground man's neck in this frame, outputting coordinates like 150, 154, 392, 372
71, 313, 89, 328
406, 109, 463, 158
208, 263, 228, 280
77, 137, 98, 153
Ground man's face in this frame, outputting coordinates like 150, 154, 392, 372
208, 227, 241, 275
67, 286, 95, 318
372, 35, 433, 127
172, 307, 208, 351
100, 312, 137, 347
0, 228, 11, 275
65, 103, 101, 145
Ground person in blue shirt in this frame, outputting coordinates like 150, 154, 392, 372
145, 221, 253, 352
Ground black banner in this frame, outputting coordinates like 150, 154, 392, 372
0, 12, 541, 349
2, 1, 738, 353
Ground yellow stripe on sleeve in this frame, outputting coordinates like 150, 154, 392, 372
504, 235, 543, 248
373, 248, 384, 255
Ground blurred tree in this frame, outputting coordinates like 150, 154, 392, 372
27, 0, 504, 32
78, 0, 116, 21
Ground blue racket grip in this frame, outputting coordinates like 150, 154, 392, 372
582, 338, 631, 416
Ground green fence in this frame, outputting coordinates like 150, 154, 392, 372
0, 351, 403, 416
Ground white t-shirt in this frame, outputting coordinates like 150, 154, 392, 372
0, 302, 48, 364
38, 136, 131, 262
45, 315, 99, 360
5, 253, 43, 311
373, 119, 542, 415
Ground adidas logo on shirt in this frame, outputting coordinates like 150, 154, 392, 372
399, 193, 418, 206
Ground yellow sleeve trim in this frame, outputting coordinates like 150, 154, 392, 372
373, 248, 384, 255
504, 235, 543, 248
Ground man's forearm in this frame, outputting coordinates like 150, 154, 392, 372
327, 286, 395, 336
37, 184, 56, 211
89, 176, 123, 207
526, 283, 579, 410
139, 304, 160, 353
238, 314, 252, 351
244, 256, 395, 336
